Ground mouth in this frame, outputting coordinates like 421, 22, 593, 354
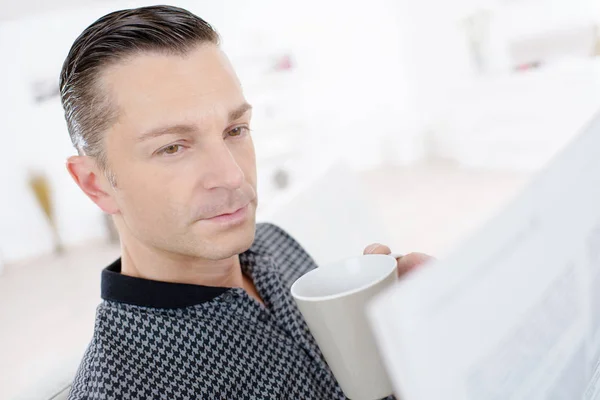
204, 204, 250, 225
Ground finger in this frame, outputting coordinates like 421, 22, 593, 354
397, 252, 435, 277
363, 243, 392, 255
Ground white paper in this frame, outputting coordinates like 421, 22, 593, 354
368, 111, 600, 400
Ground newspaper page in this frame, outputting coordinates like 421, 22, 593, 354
368, 111, 600, 400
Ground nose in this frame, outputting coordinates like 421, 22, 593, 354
201, 140, 245, 191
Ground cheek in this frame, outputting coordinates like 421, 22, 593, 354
118, 165, 184, 218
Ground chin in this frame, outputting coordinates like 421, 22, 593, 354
225, 218, 256, 253
199, 216, 257, 259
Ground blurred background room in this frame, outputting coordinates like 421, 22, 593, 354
0, 0, 599, 398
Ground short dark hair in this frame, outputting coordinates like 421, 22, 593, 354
59, 5, 220, 183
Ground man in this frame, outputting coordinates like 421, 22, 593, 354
61, 5, 431, 399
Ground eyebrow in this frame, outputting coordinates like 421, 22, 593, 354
136, 102, 253, 142
228, 102, 253, 121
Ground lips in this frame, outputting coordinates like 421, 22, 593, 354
202, 203, 250, 226
213, 207, 243, 218
206, 202, 250, 219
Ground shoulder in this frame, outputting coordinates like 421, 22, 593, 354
253, 222, 309, 260
68, 304, 124, 399
68, 336, 100, 399
254, 222, 298, 249
254, 222, 318, 285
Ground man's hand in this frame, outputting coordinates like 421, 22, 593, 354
363, 243, 434, 278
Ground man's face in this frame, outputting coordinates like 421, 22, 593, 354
100, 43, 257, 260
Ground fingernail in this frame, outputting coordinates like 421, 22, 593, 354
365, 243, 382, 254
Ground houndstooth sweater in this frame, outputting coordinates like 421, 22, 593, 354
68, 223, 396, 400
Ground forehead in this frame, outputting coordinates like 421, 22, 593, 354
100, 44, 244, 130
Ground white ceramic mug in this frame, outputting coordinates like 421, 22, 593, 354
290, 254, 399, 400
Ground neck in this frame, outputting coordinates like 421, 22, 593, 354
120, 244, 245, 289
117, 237, 264, 305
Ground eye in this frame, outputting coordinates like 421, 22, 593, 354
227, 126, 250, 138
158, 144, 182, 155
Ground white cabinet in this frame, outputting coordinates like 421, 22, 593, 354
436, 59, 600, 170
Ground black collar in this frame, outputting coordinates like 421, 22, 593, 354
101, 258, 230, 309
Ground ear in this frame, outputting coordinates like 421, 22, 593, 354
66, 155, 119, 214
